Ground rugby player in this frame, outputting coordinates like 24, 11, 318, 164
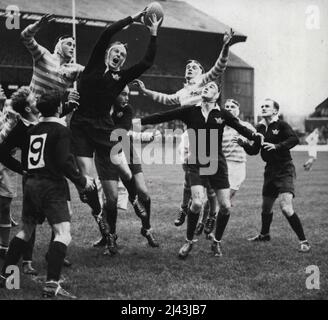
0, 87, 79, 274
134, 29, 234, 227
0, 90, 20, 259
195, 99, 255, 235
139, 81, 263, 258
93, 86, 159, 253
0, 90, 94, 298
69, 9, 162, 252
21, 14, 84, 98
303, 128, 319, 171
241, 99, 311, 252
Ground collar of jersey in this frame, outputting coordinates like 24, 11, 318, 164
197, 102, 221, 122
21, 117, 38, 127
259, 115, 279, 128
39, 117, 66, 126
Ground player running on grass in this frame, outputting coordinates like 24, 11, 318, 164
138, 81, 263, 258
0, 90, 94, 299
134, 29, 235, 228
303, 128, 319, 171
240, 99, 311, 253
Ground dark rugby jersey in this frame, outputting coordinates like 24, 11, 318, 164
243, 117, 299, 164
0, 104, 81, 175
141, 104, 257, 166
0, 119, 36, 174
111, 103, 133, 131
26, 118, 86, 188
78, 16, 157, 118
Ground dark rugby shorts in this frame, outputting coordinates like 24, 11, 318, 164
22, 177, 71, 225
70, 112, 123, 180
188, 160, 230, 190
262, 161, 296, 198
127, 144, 142, 175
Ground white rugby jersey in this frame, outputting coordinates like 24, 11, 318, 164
222, 120, 255, 163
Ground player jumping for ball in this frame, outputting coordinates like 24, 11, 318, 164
134, 29, 234, 228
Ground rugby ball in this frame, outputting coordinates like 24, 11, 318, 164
143, 2, 164, 27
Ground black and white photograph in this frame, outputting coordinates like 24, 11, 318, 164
0, 0, 327, 304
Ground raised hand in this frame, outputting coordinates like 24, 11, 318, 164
147, 13, 163, 36
132, 79, 147, 92
67, 89, 80, 104
84, 175, 96, 191
132, 8, 147, 23
223, 28, 235, 47
36, 14, 55, 29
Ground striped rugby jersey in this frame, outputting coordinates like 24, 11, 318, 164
144, 45, 229, 107
0, 109, 19, 198
21, 24, 84, 97
222, 120, 256, 163
0, 108, 19, 144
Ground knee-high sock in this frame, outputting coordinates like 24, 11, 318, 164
105, 201, 118, 235
45, 231, 56, 260
0, 226, 10, 250
122, 177, 137, 202
214, 209, 230, 241
285, 212, 306, 241
261, 212, 273, 235
0, 197, 12, 249
207, 191, 217, 218
139, 194, 151, 230
22, 229, 35, 262
186, 208, 200, 241
181, 184, 191, 210
46, 241, 67, 282
1, 237, 29, 276
77, 182, 101, 215
201, 200, 210, 223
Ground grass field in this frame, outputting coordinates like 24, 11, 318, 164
1, 150, 327, 300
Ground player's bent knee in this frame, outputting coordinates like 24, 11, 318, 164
55, 233, 72, 246
17, 223, 35, 241
191, 199, 203, 213
281, 205, 293, 217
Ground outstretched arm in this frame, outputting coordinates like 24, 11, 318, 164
20, 14, 55, 61
123, 14, 162, 83
201, 29, 234, 86
84, 9, 147, 73
140, 106, 189, 125
133, 80, 180, 106
223, 109, 263, 143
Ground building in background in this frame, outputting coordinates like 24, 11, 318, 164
304, 98, 328, 143
0, 0, 254, 120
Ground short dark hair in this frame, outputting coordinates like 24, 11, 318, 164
36, 90, 61, 117
10, 86, 31, 117
266, 98, 280, 111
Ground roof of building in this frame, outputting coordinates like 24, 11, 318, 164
228, 52, 252, 69
0, 0, 246, 41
